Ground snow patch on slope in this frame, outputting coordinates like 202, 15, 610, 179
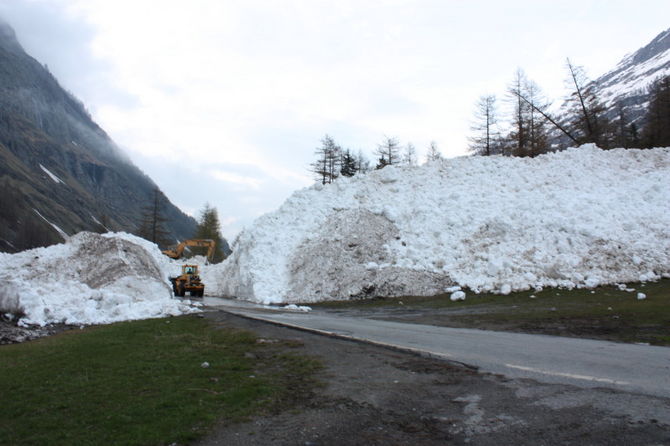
0, 232, 198, 326
39, 164, 64, 184
33, 209, 69, 241
210, 146, 670, 304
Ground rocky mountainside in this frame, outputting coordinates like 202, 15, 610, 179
0, 18, 198, 252
549, 27, 670, 148
593, 27, 670, 125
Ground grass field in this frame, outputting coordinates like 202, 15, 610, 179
0, 314, 320, 446
314, 279, 670, 345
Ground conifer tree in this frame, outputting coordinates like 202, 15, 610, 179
137, 188, 171, 248
402, 142, 418, 166
193, 203, 226, 263
425, 141, 443, 163
641, 76, 670, 148
469, 95, 499, 156
340, 149, 357, 177
311, 135, 341, 184
565, 59, 611, 147
375, 136, 400, 168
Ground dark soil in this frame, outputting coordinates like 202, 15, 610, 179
0, 318, 74, 344
197, 310, 670, 446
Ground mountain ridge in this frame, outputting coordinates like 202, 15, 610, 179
0, 17, 198, 252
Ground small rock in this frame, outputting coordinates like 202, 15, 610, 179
201, 361, 210, 368
637, 293, 646, 300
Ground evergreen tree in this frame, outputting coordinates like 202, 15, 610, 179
641, 76, 670, 148
340, 149, 357, 177
137, 188, 171, 248
193, 204, 226, 263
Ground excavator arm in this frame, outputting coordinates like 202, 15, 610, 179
162, 239, 216, 263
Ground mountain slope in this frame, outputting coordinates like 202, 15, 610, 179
550, 27, 670, 148
0, 18, 197, 252
594, 27, 670, 124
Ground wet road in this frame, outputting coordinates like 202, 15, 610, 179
205, 298, 670, 398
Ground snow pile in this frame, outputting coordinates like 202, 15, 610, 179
210, 146, 670, 304
0, 232, 198, 326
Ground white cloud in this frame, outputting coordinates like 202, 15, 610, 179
4, 0, 670, 237
209, 170, 263, 190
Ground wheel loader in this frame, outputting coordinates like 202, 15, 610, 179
169, 264, 205, 297
162, 239, 216, 298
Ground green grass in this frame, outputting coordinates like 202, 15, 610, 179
314, 279, 670, 345
0, 315, 321, 446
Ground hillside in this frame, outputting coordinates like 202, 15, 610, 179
207, 146, 670, 304
553, 27, 670, 146
0, 17, 197, 252
594, 27, 670, 125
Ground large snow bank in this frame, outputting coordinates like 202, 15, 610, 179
0, 232, 197, 326
209, 146, 670, 304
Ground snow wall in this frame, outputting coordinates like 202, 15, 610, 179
208, 145, 670, 304
0, 232, 198, 326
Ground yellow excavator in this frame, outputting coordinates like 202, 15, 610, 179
162, 239, 216, 298
162, 239, 216, 263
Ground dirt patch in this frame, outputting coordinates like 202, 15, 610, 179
0, 317, 74, 344
197, 311, 670, 446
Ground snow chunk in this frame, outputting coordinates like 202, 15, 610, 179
283, 304, 312, 312
450, 291, 466, 301
637, 293, 647, 300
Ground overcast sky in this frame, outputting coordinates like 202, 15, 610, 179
1, 0, 668, 238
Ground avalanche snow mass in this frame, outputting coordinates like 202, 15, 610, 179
208, 145, 670, 304
0, 232, 198, 326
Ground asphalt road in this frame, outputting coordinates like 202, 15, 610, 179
206, 298, 670, 399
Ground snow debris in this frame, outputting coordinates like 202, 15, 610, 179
209, 146, 670, 304
283, 304, 312, 312
450, 291, 466, 301
0, 232, 198, 326
201, 361, 210, 368
637, 293, 647, 300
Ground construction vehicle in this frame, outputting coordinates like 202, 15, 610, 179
162, 239, 216, 264
163, 239, 216, 298
169, 264, 205, 297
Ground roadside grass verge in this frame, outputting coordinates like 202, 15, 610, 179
313, 279, 670, 345
0, 314, 321, 446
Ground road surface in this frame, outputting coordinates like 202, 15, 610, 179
205, 297, 670, 399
